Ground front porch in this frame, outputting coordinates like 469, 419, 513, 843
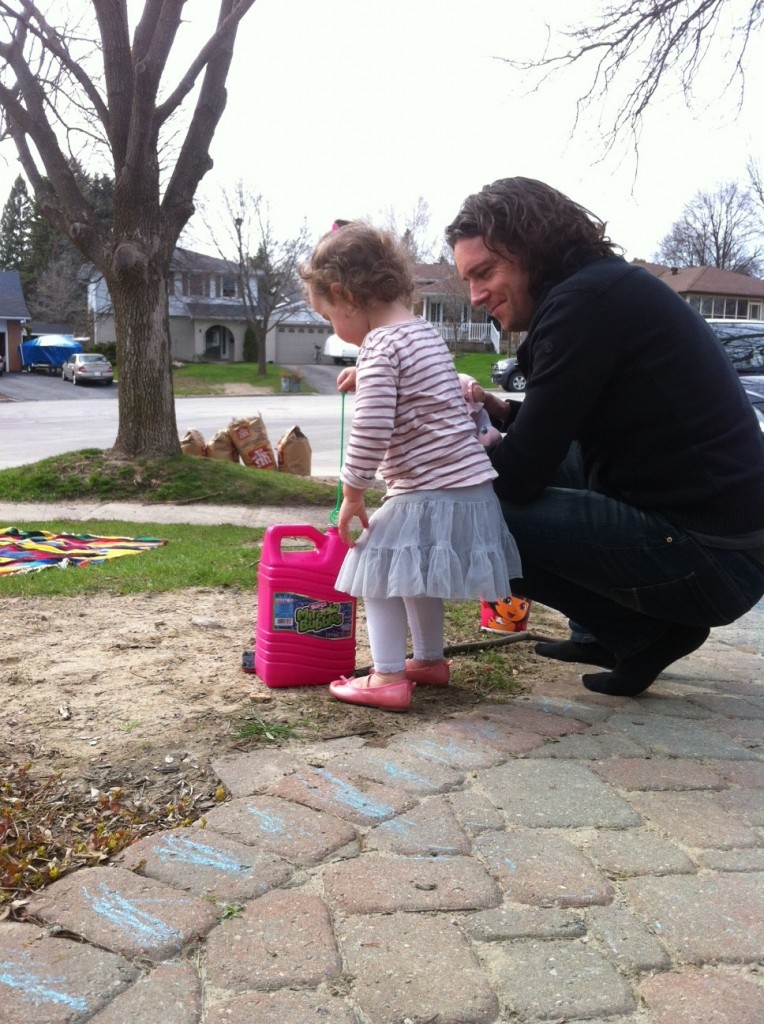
431, 320, 502, 352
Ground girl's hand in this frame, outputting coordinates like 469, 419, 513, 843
338, 486, 368, 547
337, 367, 357, 393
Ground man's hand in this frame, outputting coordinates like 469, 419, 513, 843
338, 485, 368, 547
483, 390, 510, 427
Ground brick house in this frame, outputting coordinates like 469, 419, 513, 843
636, 262, 764, 320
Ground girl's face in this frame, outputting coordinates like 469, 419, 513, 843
309, 285, 368, 346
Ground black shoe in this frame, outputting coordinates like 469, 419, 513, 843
582, 625, 710, 697
535, 640, 617, 670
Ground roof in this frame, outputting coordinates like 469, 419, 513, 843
27, 321, 74, 336
635, 261, 764, 299
0, 270, 31, 319
171, 246, 240, 275
413, 261, 467, 298
183, 299, 250, 321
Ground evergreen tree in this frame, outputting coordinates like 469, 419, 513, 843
0, 176, 33, 283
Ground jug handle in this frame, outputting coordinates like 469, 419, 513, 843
262, 524, 326, 560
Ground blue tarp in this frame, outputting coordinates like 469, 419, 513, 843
19, 334, 83, 369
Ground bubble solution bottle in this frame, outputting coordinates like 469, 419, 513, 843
254, 524, 357, 687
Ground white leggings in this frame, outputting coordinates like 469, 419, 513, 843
363, 596, 444, 675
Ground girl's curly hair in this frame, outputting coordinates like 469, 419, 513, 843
445, 177, 620, 300
300, 221, 415, 308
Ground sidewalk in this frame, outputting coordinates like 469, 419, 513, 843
1, 503, 762, 1023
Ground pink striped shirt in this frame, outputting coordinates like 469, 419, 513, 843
341, 317, 497, 496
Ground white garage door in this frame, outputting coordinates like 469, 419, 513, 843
275, 326, 331, 364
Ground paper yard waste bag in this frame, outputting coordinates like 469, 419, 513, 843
207, 428, 240, 461
277, 425, 312, 476
180, 429, 207, 457
229, 414, 276, 470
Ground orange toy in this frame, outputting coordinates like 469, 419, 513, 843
480, 595, 532, 633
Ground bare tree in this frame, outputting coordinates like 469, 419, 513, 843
506, 2, 764, 149
383, 196, 436, 262
437, 262, 472, 355
654, 180, 763, 275
747, 156, 764, 220
29, 249, 89, 334
0, 0, 256, 457
218, 184, 312, 375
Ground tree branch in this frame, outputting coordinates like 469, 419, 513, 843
502, 0, 763, 151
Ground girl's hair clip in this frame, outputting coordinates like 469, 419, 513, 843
331, 219, 350, 231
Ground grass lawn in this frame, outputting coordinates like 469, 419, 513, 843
168, 351, 502, 395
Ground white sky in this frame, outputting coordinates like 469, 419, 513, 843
2, 0, 762, 263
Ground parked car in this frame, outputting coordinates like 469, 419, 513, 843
741, 377, 764, 432
323, 334, 358, 366
61, 352, 114, 385
706, 320, 764, 432
707, 320, 764, 376
491, 356, 526, 392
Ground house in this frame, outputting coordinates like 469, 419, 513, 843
88, 247, 332, 365
0, 270, 32, 372
413, 262, 502, 352
636, 262, 764, 320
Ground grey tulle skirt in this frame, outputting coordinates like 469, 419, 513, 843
335, 483, 521, 600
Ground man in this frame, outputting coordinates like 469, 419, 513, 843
446, 177, 764, 696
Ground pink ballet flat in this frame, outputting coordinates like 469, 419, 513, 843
405, 659, 450, 686
328, 675, 414, 711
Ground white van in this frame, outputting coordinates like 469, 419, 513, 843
323, 334, 358, 365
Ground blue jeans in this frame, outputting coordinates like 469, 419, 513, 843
501, 452, 764, 658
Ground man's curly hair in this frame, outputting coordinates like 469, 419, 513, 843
445, 177, 620, 300
300, 221, 414, 308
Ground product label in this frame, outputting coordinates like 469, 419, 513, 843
272, 592, 354, 639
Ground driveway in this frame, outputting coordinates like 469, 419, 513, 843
0, 371, 117, 402
288, 362, 346, 396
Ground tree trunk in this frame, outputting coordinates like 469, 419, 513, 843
108, 260, 180, 458
255, 323, 268, 375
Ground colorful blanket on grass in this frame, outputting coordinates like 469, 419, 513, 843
0, 527, 166, 576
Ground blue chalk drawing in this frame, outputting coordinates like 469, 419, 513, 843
0, 957, 88, 1012
382, 762, 436, 789
245, 806, 310, 838
407, 739, 464, 765
246, 806, 286, 833
378, 816, 415, 834
83, 883, 181, 943
315, 769, 394, 818
156, 834, 250, 873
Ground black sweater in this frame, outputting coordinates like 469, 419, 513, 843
490, 257, 764, 543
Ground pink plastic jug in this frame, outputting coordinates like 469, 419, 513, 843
254, 524, 357, 687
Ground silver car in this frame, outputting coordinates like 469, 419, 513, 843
61, 352, 114, 386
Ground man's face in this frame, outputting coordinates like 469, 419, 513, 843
453, 235, 535, 333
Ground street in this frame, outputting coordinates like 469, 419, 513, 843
0, 371, 353, 475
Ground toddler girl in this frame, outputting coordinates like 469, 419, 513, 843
300, 222, 521, 710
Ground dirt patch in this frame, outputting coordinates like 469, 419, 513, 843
221, 383, 272, 396
0, 590, 566, 812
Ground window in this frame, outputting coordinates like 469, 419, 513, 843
687, 295, 761, 320
219, 275, 237, 298
429, 301, 443, 321
190, 274, 207, 297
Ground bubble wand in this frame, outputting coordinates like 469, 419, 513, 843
329, 390, 346, 527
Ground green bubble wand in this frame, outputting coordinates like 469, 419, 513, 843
328, 390, 346, 527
